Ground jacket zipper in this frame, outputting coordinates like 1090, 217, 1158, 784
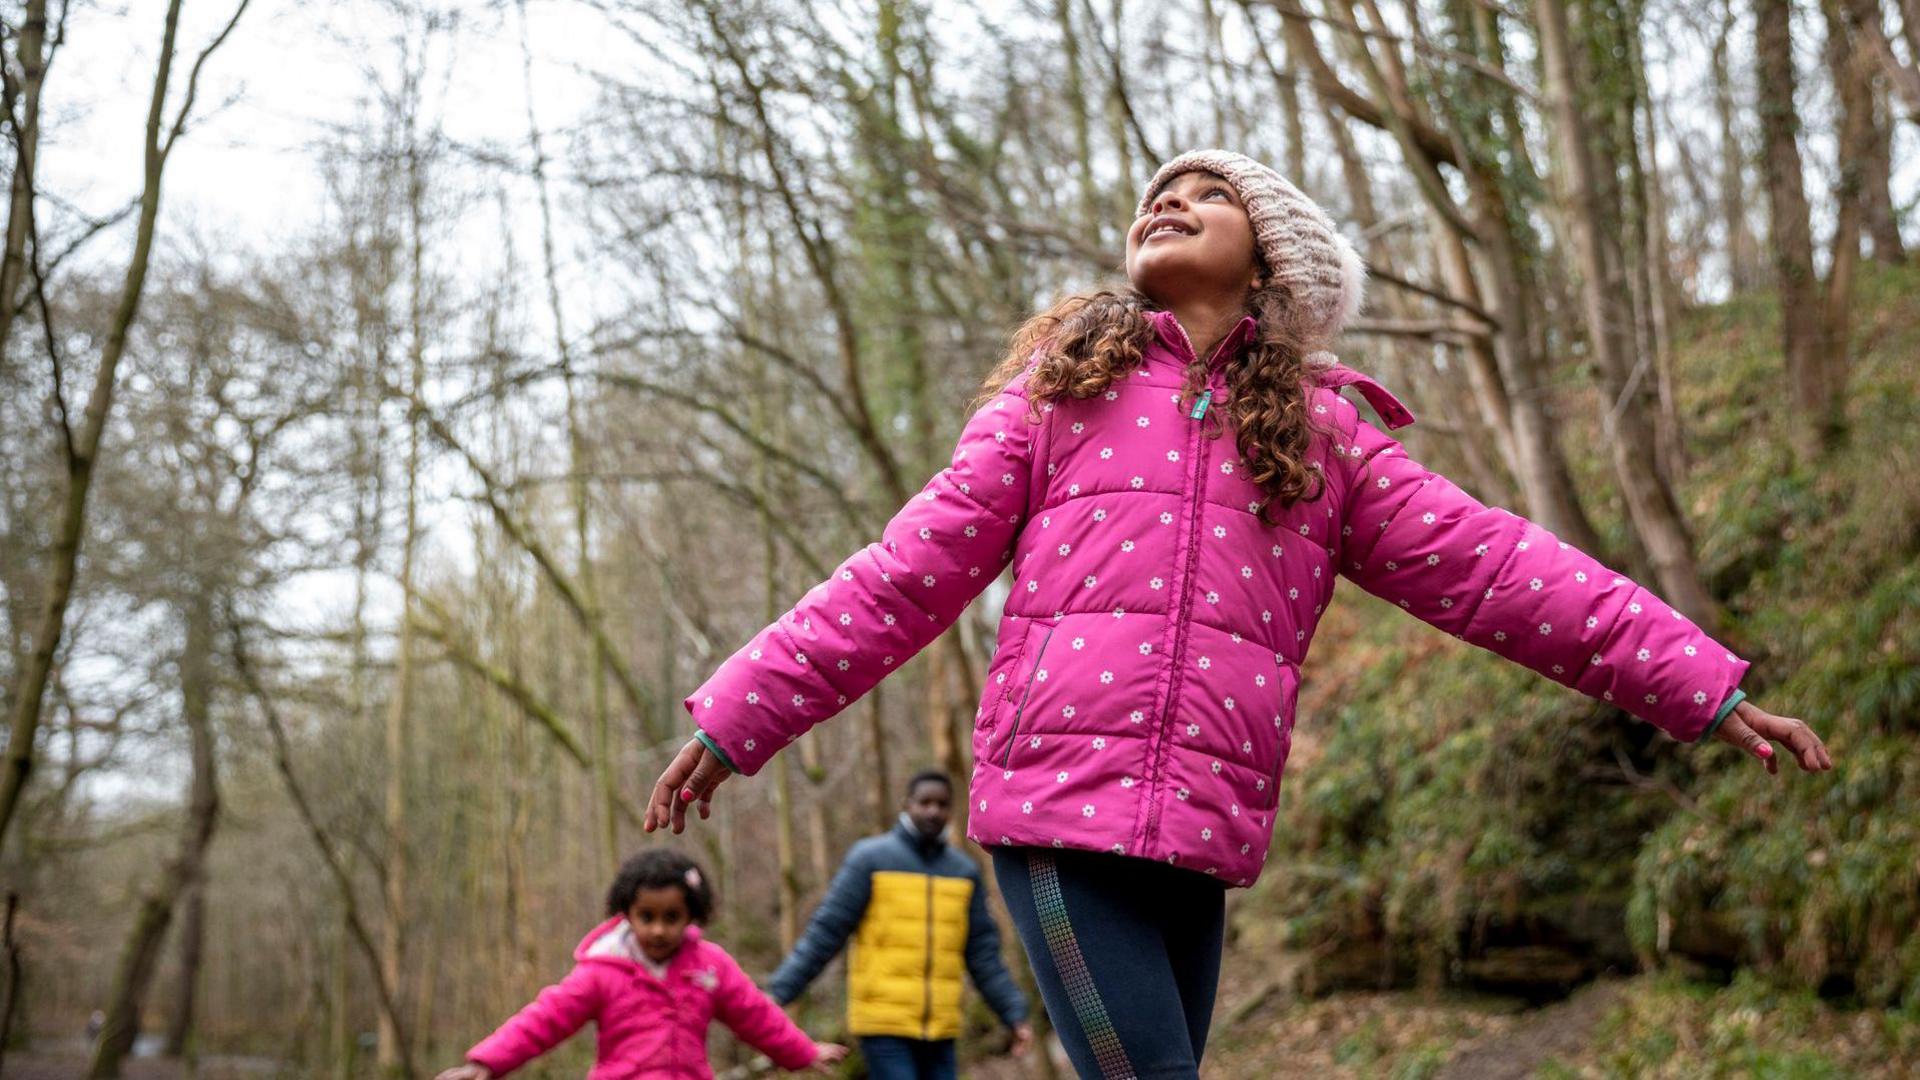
999, 622, 1057, 768
921, 871, 935, 1039
1143, 320, 1229, 850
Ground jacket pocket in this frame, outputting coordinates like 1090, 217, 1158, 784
996, 619, 1058, 770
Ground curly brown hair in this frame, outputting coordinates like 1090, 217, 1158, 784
975, 283, 1334, 523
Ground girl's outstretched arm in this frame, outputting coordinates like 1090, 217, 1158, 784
462, 965, 603, 1077
1333, 400, 1831, 772
707, 944, 838, 1071
649, 379, 1042, 830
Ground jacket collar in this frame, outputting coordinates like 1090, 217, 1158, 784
1146, 308, 1259, 370
574, 915, 705, 970
894, 814, 948, 858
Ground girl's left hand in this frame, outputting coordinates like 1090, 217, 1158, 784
644, 738, 733, 834
809, 1042, 850, 1072
1712, 700, 1834, 775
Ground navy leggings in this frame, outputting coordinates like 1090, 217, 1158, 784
992, 846, 1226, 1079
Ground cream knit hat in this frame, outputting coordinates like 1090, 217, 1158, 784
1137, 149, 1366, 347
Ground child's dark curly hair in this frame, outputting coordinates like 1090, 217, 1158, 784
605, 849, 714, 922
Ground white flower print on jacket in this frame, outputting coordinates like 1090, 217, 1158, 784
686, 310, 1749, 888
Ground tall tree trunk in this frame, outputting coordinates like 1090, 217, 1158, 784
1713, 1, 1767, 292
1821, 0, 1868, 441
379, 126, 427, 1079
331, 893, 352, 1080
1102, 0, 1139, 221
866, 690, 892, 832
1839, 0, 1905, 261
1607, 2, 1689, 484
1634, 29, 1691, 480
0, 0, 246, 857
1456, 2, 1611, 555
0, 0, 49, 368
1861, 81, 1904, 263
230, 622, 415, 1079
1755, 0, 1840, 460
518, 0, 616, 874
159, 879, 205, 1058
1536, 0, 1720, 628
1054, 0, 1105, 245
89, 589, 221, 1079
796, 735, 833, 895
1845, 0, 1920, 123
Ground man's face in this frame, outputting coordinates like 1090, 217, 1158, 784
904, 779, 952, 838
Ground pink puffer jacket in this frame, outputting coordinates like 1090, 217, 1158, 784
466, 921, 817, 1078
687, 310, 1748, 886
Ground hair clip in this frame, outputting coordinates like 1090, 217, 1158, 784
684, 867, 702, 889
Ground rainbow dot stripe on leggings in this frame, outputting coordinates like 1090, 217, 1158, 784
1029, 851, 1136, 1079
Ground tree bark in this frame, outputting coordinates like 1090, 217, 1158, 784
1634, 36, 1690, 481
1284, 1, 1607, 558
89, 590, 221, 1080
1536, 0, 1720, 628
0, 0, 50, 368
517, 0, 618, 876
1755, 0, 1841, 460
0, 0, 247, 858
159, 878, 205, 1058
379, 104, 429, 1072
1713, 0, 1767, 292
230, 620, 415, 1079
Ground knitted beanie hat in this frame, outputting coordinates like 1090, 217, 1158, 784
1137, 149, 1367, 347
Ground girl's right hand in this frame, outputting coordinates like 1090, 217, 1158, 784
435, 1065, 492, 1080
644, 737, 734, 834
808, 1042, 850, 1072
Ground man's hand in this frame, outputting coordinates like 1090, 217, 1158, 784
644, 737, 733, 834
1008, 1022, 1035, 1057
1712, 700, 1833, 775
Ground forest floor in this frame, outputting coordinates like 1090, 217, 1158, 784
4, 1037, 284, 1079
954, 969, 1912, 1078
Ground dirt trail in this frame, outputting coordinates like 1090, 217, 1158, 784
1434, 979, 1623, 1080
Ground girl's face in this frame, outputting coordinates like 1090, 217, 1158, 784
626, 885, 693, 963
1125, 170, 1262, 307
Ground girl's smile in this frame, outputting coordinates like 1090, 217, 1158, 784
1125, 169, 1261, 313
1143, 213, 1197, 241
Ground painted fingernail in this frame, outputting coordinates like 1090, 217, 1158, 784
681, 788, 695, 801
1756, 743, 1773, 758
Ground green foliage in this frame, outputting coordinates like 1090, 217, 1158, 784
1584, 971, 1920, 1076
1261, 262, 1920, 1007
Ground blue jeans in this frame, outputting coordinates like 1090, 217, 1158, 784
857, 1036, 957, 1080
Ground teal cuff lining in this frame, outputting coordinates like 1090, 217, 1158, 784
1701, 687, 1746, 741
694, 729, 741, 774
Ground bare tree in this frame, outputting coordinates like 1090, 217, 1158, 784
1535, 0, 1719, 628
1757, 0, 1857, 459
0, 0, 251, 860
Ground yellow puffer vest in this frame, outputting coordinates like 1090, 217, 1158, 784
848, 868, 976, 1038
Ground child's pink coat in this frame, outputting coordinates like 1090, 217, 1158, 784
466, 919, 817, 1079
687, 310, 1748, 886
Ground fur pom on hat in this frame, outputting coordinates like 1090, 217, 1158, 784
1138, 149, 1366, 347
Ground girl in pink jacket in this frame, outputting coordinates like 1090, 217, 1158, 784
437, 850, 846, 1080
646, 150, 1833, 1078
